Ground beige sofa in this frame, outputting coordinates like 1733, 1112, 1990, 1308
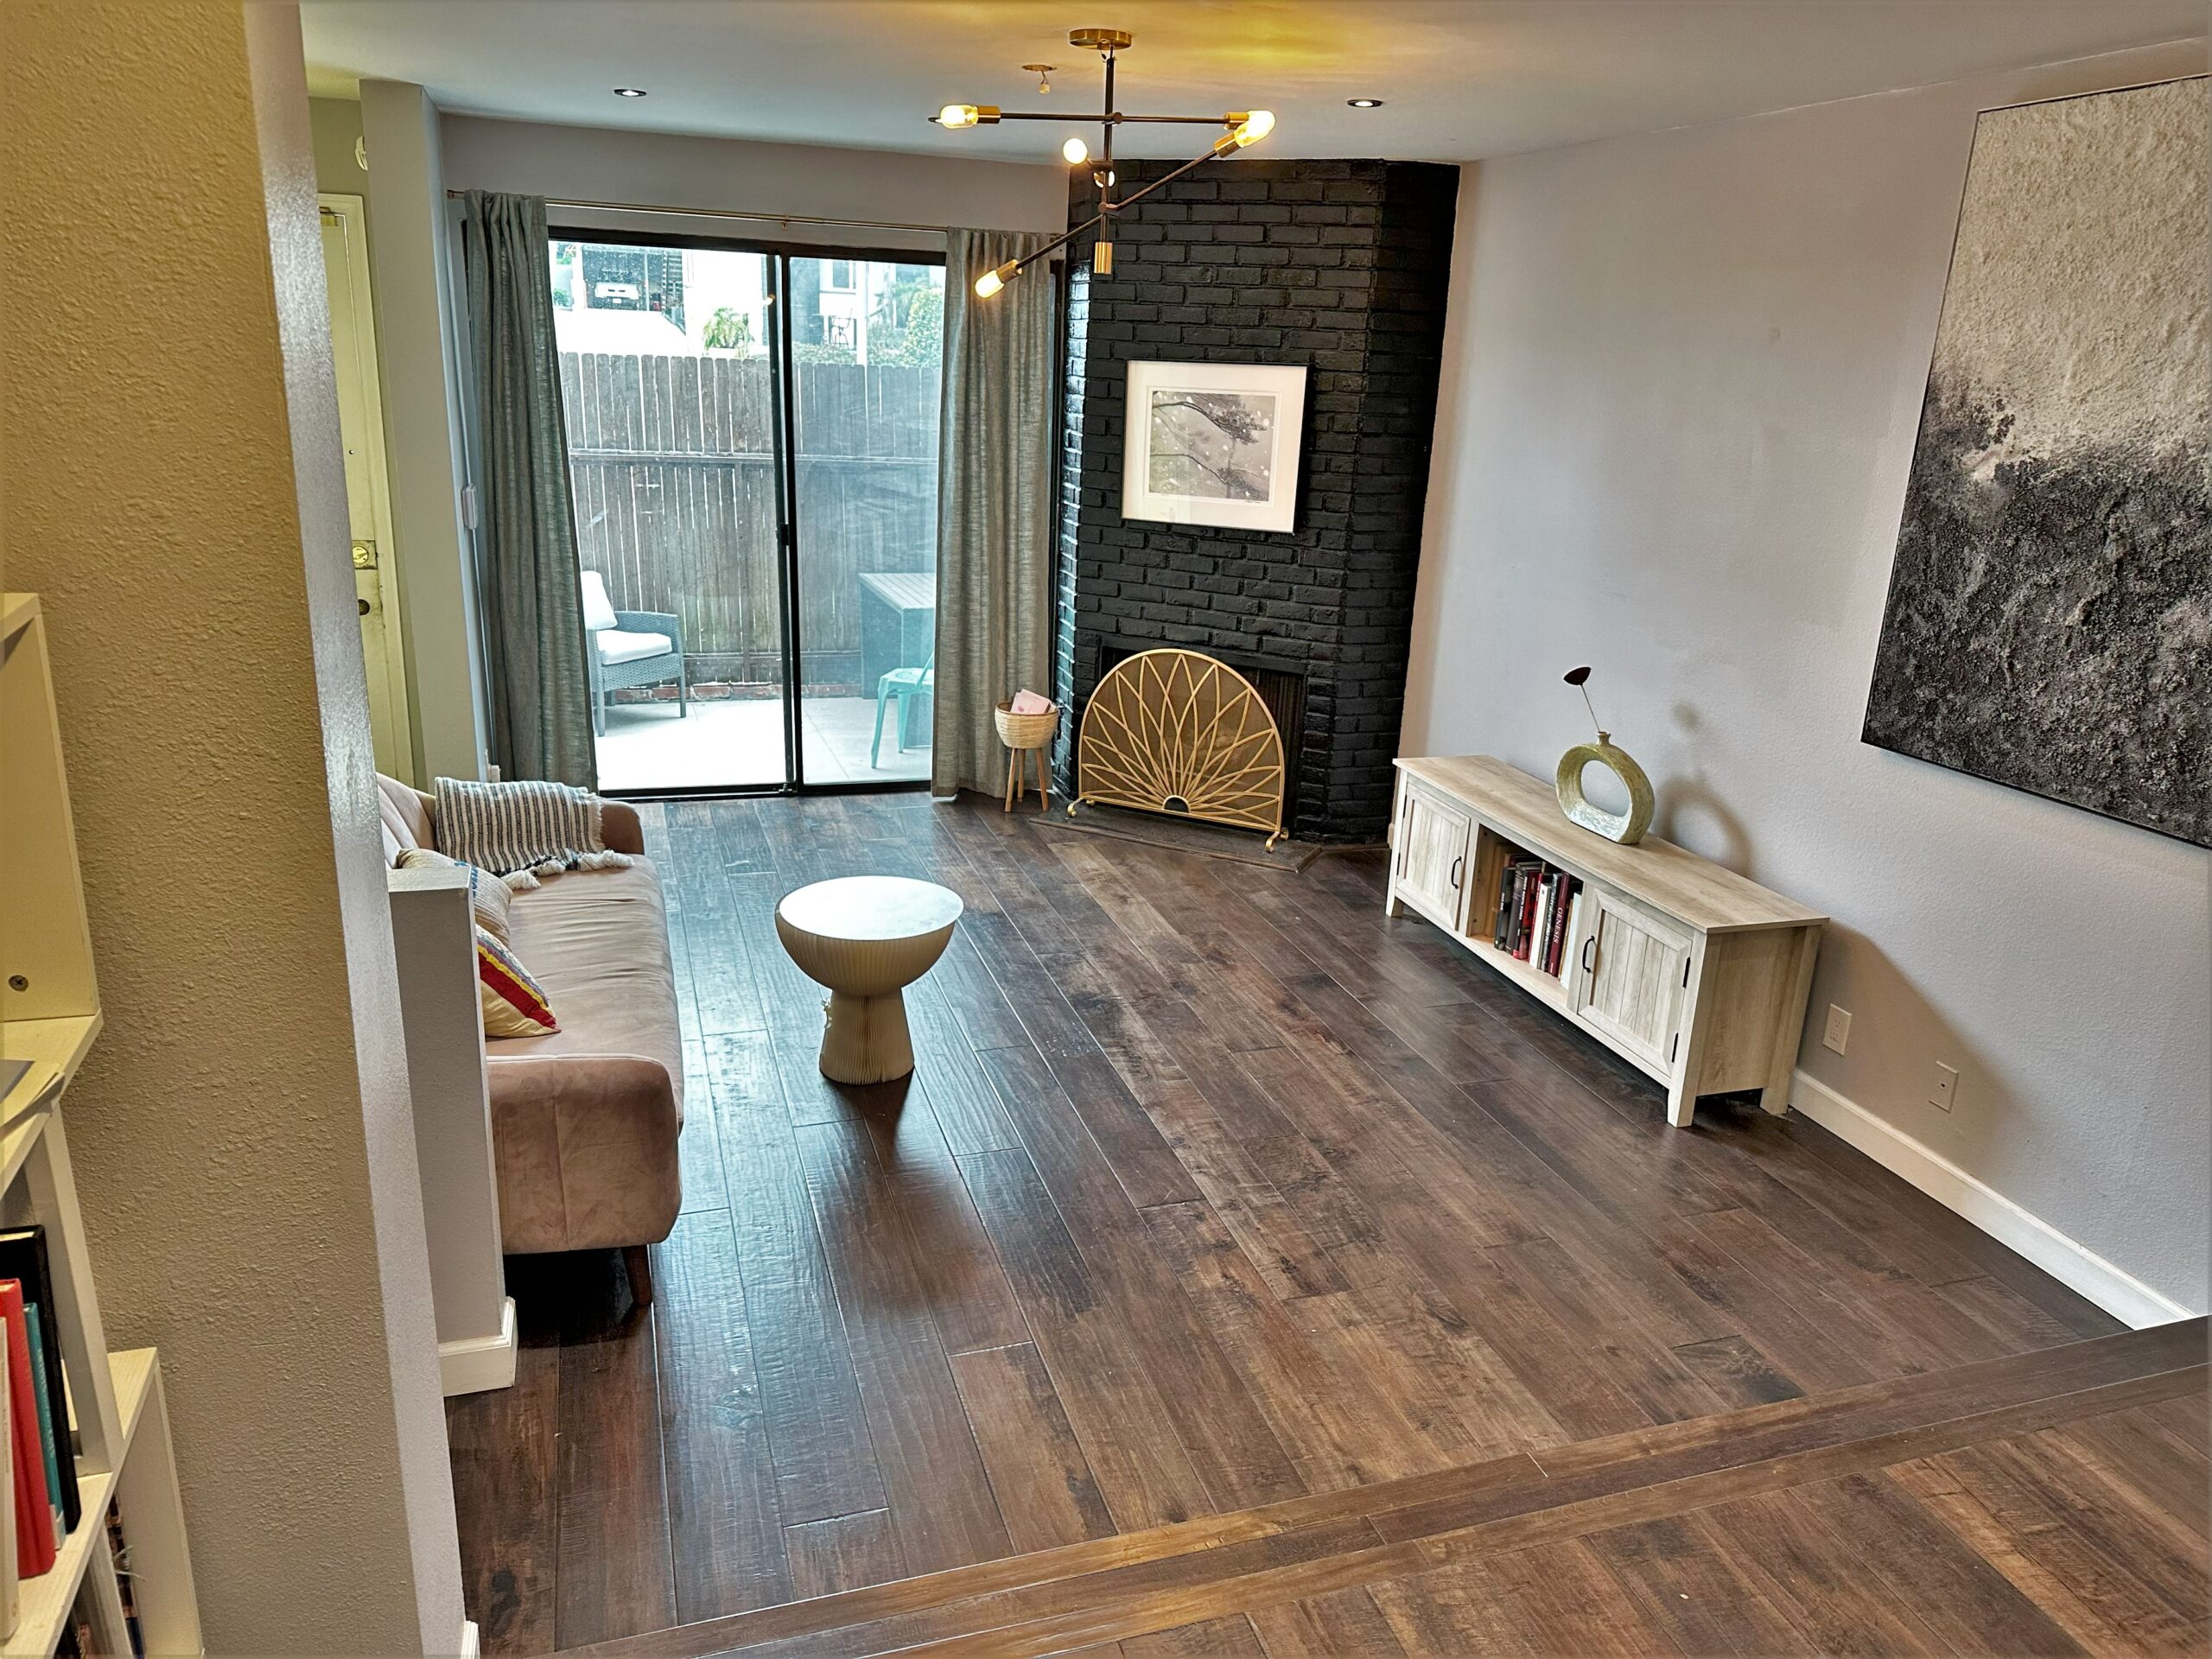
377, 775, 681, 1302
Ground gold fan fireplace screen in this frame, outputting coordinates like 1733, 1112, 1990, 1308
1071, 649, 1287, 848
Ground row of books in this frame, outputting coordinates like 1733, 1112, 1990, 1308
51, 1503, 143, 1659
1491, 855, 1585, 980
0, 1220, 79, 1643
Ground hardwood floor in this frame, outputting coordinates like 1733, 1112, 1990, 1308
446, 791, 2205, 1655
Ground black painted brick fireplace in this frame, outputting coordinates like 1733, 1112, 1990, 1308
1053, 157, 1459, 842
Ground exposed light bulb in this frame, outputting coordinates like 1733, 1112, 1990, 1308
1062, 136, 1090, 166
974, 258, 1019, 298
1232, 109, 1275, 147
938, 103, 981, 130
1038, 70, 1052, 94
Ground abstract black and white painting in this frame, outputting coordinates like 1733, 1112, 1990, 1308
1862, 76, 2210, 847
1122, 361, 1307, 533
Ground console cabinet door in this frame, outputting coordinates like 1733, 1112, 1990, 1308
1573, 887, 1692, 1071
1395, 787, 1471, 927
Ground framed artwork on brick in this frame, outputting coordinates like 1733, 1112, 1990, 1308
1121, 360, 1308, 533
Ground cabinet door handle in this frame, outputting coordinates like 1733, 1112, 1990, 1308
1670, 1031, 1680, 1064
1580, 935, 1597, 975
1682, 956, 1691, 988
1449, 854, 1463, 890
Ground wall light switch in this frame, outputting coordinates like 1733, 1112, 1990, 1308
1929, 1060, 1959, 1111
1821, 1005, 1851, 1055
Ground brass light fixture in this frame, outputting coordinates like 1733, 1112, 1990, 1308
935, 27, 1275, 297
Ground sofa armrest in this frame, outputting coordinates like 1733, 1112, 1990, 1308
600, 799, 645, 855
486, 1057, 680, 1254
614, 609, 683, 648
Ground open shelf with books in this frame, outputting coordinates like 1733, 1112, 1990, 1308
3, 596, 200, 1656
1466, 827, 1586, 1014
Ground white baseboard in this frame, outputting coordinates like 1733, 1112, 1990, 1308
438, 1295, 518, 1396
1789, 1071, 2191, 1331
456, 1619, 481, 1659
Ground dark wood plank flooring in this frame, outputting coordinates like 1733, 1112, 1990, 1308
447, 792, 2195, 1654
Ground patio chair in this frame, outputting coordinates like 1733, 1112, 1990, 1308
581, 570, 687, 736
870, 650, 934, 767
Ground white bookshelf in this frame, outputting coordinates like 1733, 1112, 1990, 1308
2, 595, 201, 1656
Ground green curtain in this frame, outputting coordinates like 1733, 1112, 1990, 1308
931, 229, 1057, 798
458, 191, 595, 786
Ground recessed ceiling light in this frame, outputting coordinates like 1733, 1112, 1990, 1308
613, 86, 648, 98
1347, 98, 1384, 109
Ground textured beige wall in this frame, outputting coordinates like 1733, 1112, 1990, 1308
1405, 41, 2210, 1313
1, 3, 462, 1649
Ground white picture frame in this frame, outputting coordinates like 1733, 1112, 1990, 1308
1120, 360, 1308, 534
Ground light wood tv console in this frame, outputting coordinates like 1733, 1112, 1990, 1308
1388, 756, 1826, 1127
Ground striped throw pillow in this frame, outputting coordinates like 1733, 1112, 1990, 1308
476, 925, 558, 1039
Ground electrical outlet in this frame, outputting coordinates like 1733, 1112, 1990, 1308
1929, 1060, 1959, 1111
1821, 1005, 1851, 1055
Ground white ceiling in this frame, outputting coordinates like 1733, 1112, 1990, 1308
300, 1, 2204, 163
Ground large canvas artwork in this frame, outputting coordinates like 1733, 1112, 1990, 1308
1862, 77, 2210, 847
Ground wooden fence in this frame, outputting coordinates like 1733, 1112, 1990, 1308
559, 351, 938, 688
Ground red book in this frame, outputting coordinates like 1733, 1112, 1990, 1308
0, 1283, 54, 1576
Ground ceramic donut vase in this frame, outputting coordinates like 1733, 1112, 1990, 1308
1554, 734, 1655, 846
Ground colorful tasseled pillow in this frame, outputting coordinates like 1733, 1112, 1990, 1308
475, 925, 558, 1039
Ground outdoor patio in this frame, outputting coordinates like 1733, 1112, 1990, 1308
593, 695, 931, 792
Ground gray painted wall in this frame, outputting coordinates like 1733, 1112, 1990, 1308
439, 114, 1067, 251
1404, 41, 2210, 1313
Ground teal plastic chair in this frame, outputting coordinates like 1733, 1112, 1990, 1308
870, 651, 934, 767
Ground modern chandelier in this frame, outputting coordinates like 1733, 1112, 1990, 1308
933, 27, 1274, 298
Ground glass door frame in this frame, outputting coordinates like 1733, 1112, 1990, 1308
550, 221, 944, 801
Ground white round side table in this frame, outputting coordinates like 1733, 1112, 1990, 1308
774, 876, 963, 1084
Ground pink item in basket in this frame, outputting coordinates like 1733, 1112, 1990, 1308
1008, 690, 1053, 715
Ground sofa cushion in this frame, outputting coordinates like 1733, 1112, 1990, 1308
596, 628, 674, 666
581, 569, 619, 632
489, 859, 684, 1125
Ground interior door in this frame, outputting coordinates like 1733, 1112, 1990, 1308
319, 194, 416, 782
1573, 887, 1692, 1070
1395, 786, 1471, 927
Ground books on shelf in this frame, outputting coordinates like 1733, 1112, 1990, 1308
1491, 853, 1584, 982
1, 1312, 12, 1637
1, 1284, 54, 1580
0, 1224, 84, 1592
107, 1497, 145, 1658
0, 1228, 77, 1534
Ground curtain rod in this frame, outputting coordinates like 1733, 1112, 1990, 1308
443, 190, 947, 235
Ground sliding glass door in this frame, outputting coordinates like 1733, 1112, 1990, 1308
791, 255, 942, 784
549, 233, 943, 794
